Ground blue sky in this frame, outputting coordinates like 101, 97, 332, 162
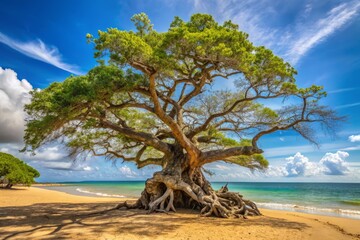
0, 0, 360, 182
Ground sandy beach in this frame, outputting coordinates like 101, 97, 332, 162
0, 187, 359, 240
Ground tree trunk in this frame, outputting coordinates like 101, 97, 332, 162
117, 151, 261, 218
5, 183, 13, 189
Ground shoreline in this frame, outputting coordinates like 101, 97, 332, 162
1, 187, 360, 240
35, 184, 360, 220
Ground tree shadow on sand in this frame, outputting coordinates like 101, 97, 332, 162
0, 202, 309, 239
0, 187, 27, 191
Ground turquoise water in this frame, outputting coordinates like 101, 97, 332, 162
41, 181, 360, 219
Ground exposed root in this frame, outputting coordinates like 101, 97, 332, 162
115, 200, 139, 210
148, 188, 172, 213
196, 184, 261, 218
116, 168, 261, 218
166, 189, 176, 212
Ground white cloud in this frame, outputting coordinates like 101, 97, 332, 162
0, 67, 32, 142
348, 162, 360, 168
39, 161, 93, 171
284, 152, 319, 177
82, 166, 92, 171
265, 165, 287, 177
284, 1, 360, 64
0, 143, 80, 171
203, 150, 356, 181
0, 68, 82, 171
41, 161, 72, 170
266, 151, 351, 177
340, 146, 360, 151
328, 88, 357, 94
319, 151, 349, 175
349, 135, 360, 142
335, 102, 360, 109
304, 3, 312, 15
214, 164, 231, 171
119, 165, 138, 177
25, 146, 67, 161
0, 32, 83, 75
0, 143, 66, 161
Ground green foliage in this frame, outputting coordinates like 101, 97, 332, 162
131, 12, 153, 36
94, 29, 155, 65
23, 65, 148, 151
226, 154, 269, 170
0, 152, 40, 188
89, 13, 299, 84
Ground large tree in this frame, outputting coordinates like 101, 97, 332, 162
23, 13, 340, 218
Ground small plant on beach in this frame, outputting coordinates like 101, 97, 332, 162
22, 13, 341, 218
0, 152, 40, 188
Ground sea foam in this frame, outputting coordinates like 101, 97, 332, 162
257, 202, 360, 219
76, 188, 126, 198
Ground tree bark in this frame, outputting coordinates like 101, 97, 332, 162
116, 150, 261, 218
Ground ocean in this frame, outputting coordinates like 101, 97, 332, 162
40, 181, 360, 219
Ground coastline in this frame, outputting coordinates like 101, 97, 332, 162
1, 187, 360, 240
36, 182, 360, 220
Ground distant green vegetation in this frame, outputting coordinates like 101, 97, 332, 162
0, 152, 40, 188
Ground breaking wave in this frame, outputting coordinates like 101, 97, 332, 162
76, 188, 126, 198
257, 202, 360, 219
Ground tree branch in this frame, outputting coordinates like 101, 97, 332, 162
100, 119, 170, 154
148, 73, 200, 159
200, 146, 263, 164
91, 148, 163, 168
187, 92, 281, 139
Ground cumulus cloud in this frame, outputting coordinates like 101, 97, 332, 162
0, 32, 83, 75
0, 143, 94, 172
0, 142, 66, 162
25, 146, 67, 162
349, 135, 360, 142
284, 152, 319, 177
202, 150, 355, 181
264, 166, 287, 177
320, 151, 349, 175
83, 166, 92, 171
0, 67, 32, 143
265, 151, 351, 177
1, 144, 68, 170
29, 151, 94, 172
0, 68, 76, 171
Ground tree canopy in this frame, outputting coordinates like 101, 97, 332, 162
23, 13, 339, 172
0, 152, 40, 188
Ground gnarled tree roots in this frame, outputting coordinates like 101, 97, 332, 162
116, 169, 261, 218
